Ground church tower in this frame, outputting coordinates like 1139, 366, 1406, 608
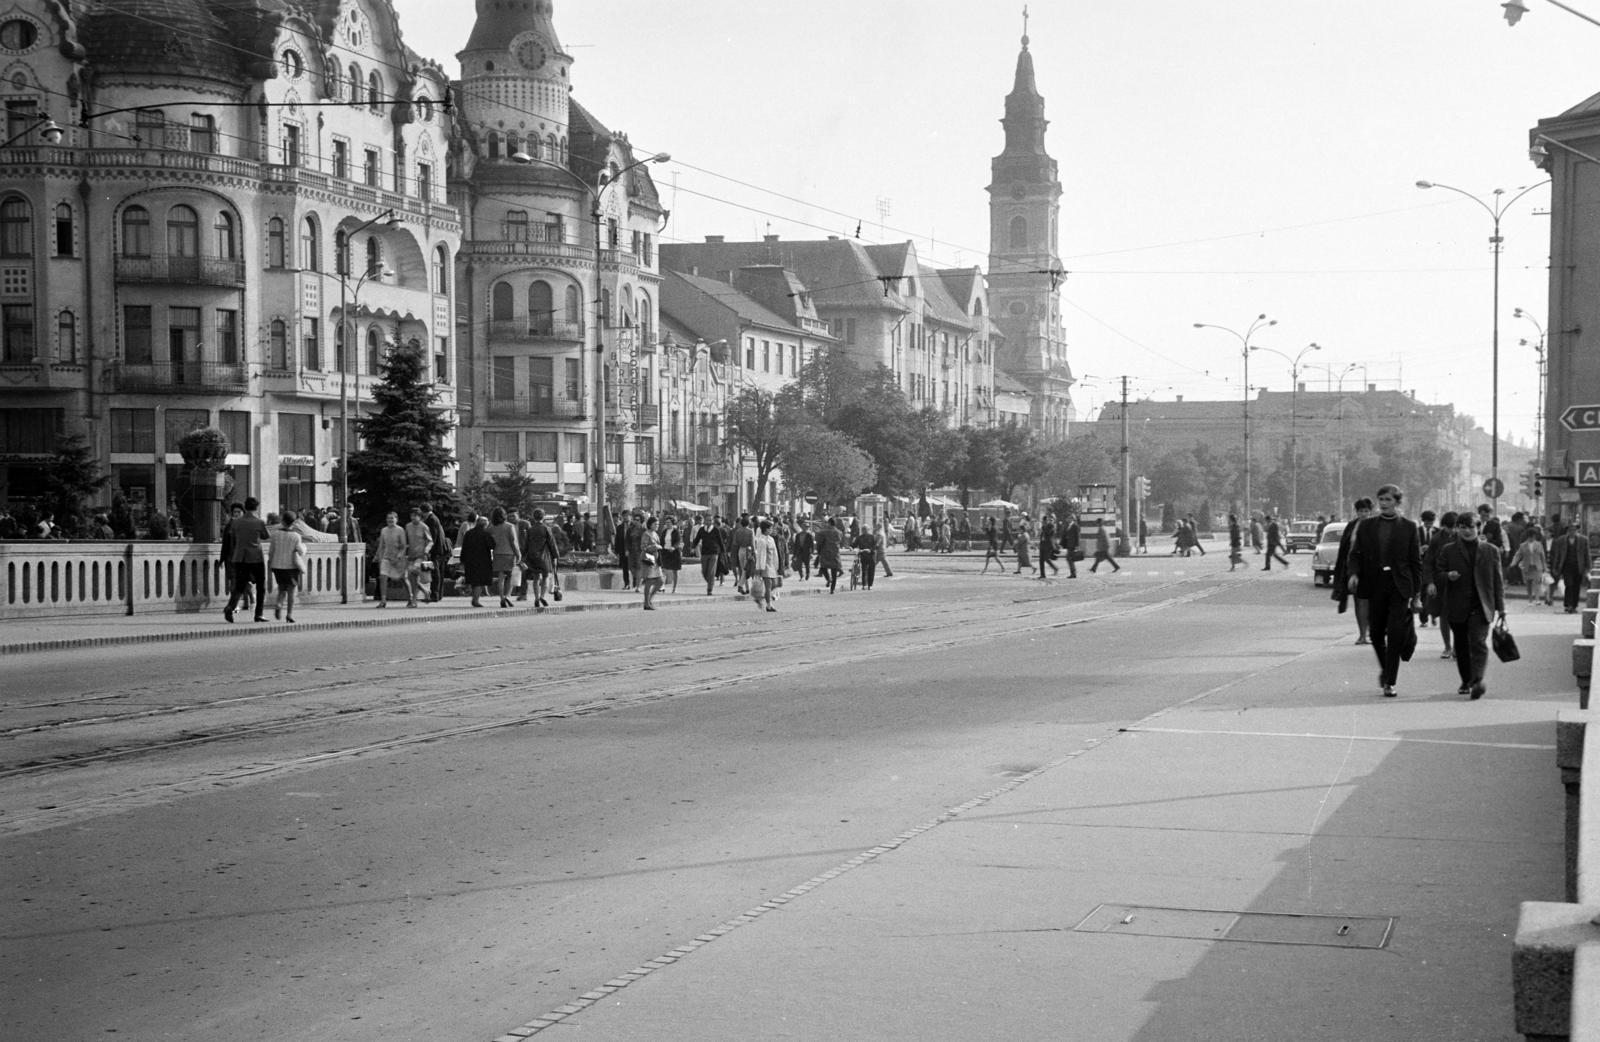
987, 14, 1074, 439
457, 0, 573, 159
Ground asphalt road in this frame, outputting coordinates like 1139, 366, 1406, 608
0, 552, 1513, 1041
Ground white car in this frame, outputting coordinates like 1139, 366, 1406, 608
1311, 521, 1347, 586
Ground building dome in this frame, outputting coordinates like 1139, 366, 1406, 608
77, 0, 248, 84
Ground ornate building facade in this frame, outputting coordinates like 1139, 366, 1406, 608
0, 0, 459, 519
448, 0, 667, 509
986, 23, 1074, 439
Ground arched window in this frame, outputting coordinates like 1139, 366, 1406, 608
0, 198, 31, 258
214, 211, 235, 259
327, 58, 343, 100
1009, 215, 1027, 249
334, 229, 348, 275
266, 216, 285, 268
366, 326, 381, 376
433, 245, 448, 294
528, 281, 553, 335
506, 132, 520, 158
368, 70, 382, 111
270, 319, 287, 369
120, 205, 150, 257
348, 63, 362, 105
334, 320, 346, 371
548, 133, 558, 160
300, 216, 319, 271
491, 282, 514, 321
564, 285, 581, 326
638, 291, 653, 349
57, 311, 76, 363
619, 286, 634, 327
527, 135, 541, 161
54, 202, 73, 256
167, 205, 198, 257
364, 235, 379, 275
487, 131, 500, 160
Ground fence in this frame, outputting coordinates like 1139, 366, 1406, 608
0, 541, 364, 619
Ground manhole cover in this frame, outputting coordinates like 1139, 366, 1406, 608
1072, 904, 1393, 950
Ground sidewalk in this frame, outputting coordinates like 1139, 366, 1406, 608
491, 611, 1578, 1042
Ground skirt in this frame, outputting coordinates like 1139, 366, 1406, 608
492, 551, 516, 573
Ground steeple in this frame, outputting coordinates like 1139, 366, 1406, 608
1000, 9, 1048, 158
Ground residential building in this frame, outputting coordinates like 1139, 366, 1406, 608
449, 0, 665, 509
0, 0, 459, 520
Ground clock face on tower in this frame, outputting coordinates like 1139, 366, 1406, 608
511, 33, 547, 71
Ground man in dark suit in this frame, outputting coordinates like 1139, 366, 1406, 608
1551, 523, 1592, 613
1347, 484, 1423, 697
1426, 511, 1505, 699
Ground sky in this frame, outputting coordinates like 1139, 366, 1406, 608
389, 0, 1600, 451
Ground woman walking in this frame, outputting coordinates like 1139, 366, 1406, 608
268, 510, 307, 622
1037, 515, 1060, 580
814, 519, 844, 593
639, 516, 664, 610
522, 508, 557, 608
487, 506, 521, 608
1227, 514, 1243, 571
660, 516, 683, 593
1511, 525, 1549, 607
1014, 521, 1032, 574
375, 511, 408, 608
460, 514, 494, 606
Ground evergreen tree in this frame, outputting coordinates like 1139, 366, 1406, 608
41, 431, 109, 533
346, 339, 460, 540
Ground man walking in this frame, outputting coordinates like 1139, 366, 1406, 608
1551, 522, 1591, 614
222, 497, 270, 623
1089, 522, 1121, 573
1061, 511, 1081, 578
403, 506, 433, 608
1427, 510, 1505, 699
751, 519, 780, 612
1347, 484, 1423, 697
420, 503, 449, 602
1262, 514, 1290, 570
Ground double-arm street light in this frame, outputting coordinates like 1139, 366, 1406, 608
1306, 361, 1363, 514
1514, 307, 1549, 488
1194, 314, 1276, 517
510, 150, 671, 509
0, 116, 63, 148
1416, 179, 1547, 511
1250, 341, 1321, 518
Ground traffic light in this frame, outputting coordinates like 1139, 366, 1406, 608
1521, 471, 1542, 499
1133, 476, 1151, 499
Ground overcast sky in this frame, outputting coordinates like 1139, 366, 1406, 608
391, 0, 1600, 451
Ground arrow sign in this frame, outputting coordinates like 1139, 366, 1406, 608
1560, 404, 1600, 431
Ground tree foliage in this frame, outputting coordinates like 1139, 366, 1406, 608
724, 386, 795, 508
41, 431, 109, 532
346, 339, 460, 539
778, 425, 878, 514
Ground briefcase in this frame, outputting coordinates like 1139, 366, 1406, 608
1491, 621, 1520, 663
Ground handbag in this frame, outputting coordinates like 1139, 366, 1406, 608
1068, 548, 1085, 562
1492, 620, 1520, 663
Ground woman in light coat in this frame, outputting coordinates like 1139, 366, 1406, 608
375, 511, 409, 608
639, 516, 664, 610
487, 506, 521, 608
268, 509, 307, 622
1511, 527, 1549, 606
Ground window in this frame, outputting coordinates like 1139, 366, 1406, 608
0, 19, 38, 50
1, 304, 32, 361
635, 437, 654, 468
493, 355, 514, 399
744, 338, 754, 368
416, 96, 434, 122
281, 48, 302, 78
364, 148, 379, 186
435, 335, 449, 383
528, 281, 553, 334
168, 307, 200, 372
300, 216, 319, 270
1009, 215, 1027, 249
303, 316, 320, 370
135, 108, 166, 148
166, 205, 198, 257
0, 197, 29, 257
334, 229, 348, 275
332, 139, 348, 179
121, 206, 150, 257
269, 319, 287, 369
565, 285, 581, 326
283, 123, 301, 166
219, 410, 249, 455
266, 217, 285, 268
606, 433, 623, 466
564, 357, 579, 400
775, 342, 783, 375
491, 282, 514, 321
529, 357, 553, 413
123, 306, 152, 363
527, 432, 557, 462
564, 433, 586, 465
762, 340, 770, 373
484, 432, 518, 462
393, 142, 405, 192
347, 63, 362, 106
506, 133, 520, 158
642, 233, 653, 265
54, 202, 71, 256
165, 409, 208, 452
215, 309, 238, 364
365, 327, 380, 376
505, 210, 528, 240
0, 408, 59, 454
433, 245, 448, 294
327, 59, 343, 100
368, 70, 382, 111
4, 98, 38, 146
111, 408, 156, 453
190, 113, 215, 154
365, 235, 378, 275
278, 412, 314, 455
334, 321, 346, 372
487, 131, 500, 161
417, 162, 432, 202
213, 212, 235, 259
57, 310, 75, 363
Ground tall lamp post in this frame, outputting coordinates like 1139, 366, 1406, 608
1249, 341, 1322, 519
1415, 179, 1546, 511
1194, 314, 1276, 518
0, 116, 63, 148
334, 209, 398, 600
510, 150, 671, 510
1307, 361, 1362, 514
1514, 307, 1548, 490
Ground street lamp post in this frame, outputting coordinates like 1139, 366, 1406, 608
1249, 341, 1322, 519
1307, 362, 1362, 515
510, 150, 671, 510
1194, 314, 1276, 518
0, 116, 63, 148
1416, 179, 1546, 512
334, 209, 399, 600
1514, 307, 1548, 491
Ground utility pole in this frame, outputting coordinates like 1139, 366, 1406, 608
1119, 375, 1132, 554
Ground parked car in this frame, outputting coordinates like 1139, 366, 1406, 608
1286, 520, 1320, 553
1311, 521, 1348, 586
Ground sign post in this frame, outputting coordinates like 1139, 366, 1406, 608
1559, 405, 1600, 432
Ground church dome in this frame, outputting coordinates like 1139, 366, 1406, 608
77, 0, 247, 84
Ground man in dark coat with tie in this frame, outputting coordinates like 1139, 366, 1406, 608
1426, 511, 1505, 699
1347, 484, 1423, 697
1551, 523, 1592, 614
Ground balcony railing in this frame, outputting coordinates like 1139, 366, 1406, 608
487, 319, 586, 342
115, 253, 246, 287
111, 361, 249, 393
484, 398, 584, 420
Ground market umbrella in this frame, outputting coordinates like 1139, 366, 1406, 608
978, 499, 1020, 509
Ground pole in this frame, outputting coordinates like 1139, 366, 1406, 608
1243, 346, 1251, 518
593, 207, 605, 510
339, 273, 349, 602
1119, 374, 1131, 554
1492, 213, 1502, 513
1289, 372, 1299, 519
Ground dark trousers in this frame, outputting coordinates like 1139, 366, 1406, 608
1563, 567, 1585, 610
1366, 575, 1411, 686
225, 562, 265, 618
430, 558, 446, 601
1263, 543, 1289, 568
1448, 610, 1490, 685
1091, 550, 1119, 572
858, 551, 876, 588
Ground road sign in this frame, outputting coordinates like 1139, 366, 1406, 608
1483, 477, 1504, 498
1574, 460, 1600, 487
1560, 405, 1600, 431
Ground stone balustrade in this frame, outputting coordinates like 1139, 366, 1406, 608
0, 541, 364, 619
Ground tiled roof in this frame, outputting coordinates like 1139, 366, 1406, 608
993, 369, 1031, 395
669, 272, 801, 333
78, 0, 261, 82
662, 239, 906, 311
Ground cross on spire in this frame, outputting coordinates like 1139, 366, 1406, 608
1022, 4, 1029, 47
